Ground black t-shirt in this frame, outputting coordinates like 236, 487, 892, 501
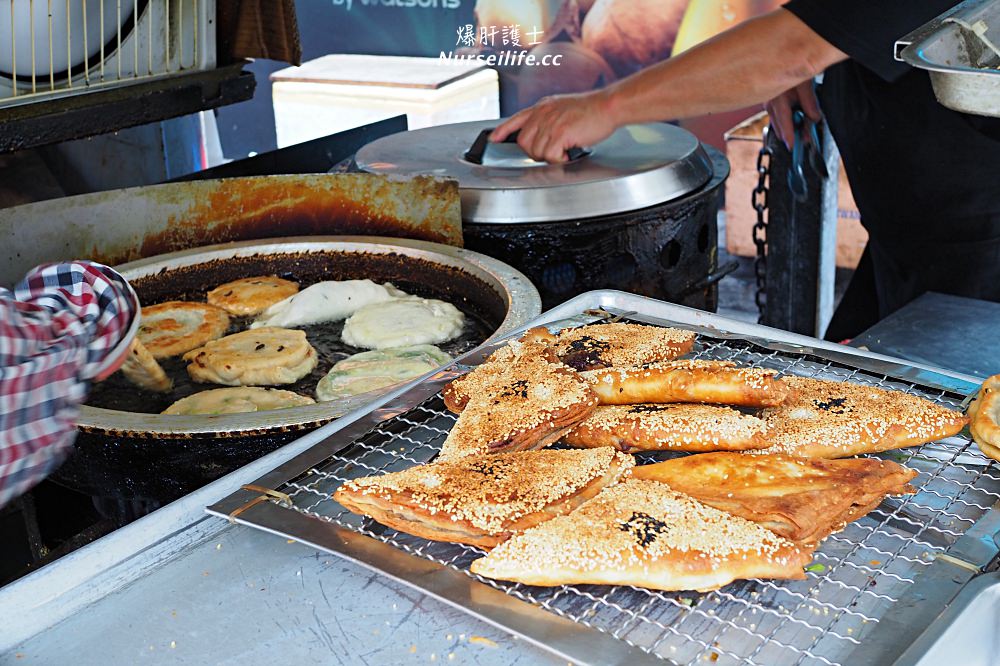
783, 0, 1000, 249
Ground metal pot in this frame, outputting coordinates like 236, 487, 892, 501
355, 120, 730, 308
55, 236, 540, 501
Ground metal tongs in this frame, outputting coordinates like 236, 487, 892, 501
787, 109, 828, 202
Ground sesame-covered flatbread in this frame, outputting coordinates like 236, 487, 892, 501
583, 360, 790, 408
470, 479, 814, 592
633, 453, 918, 544
758, 377, 967, 458
564, 404, 769, 453
334, 448, 634, 549
442, 324, 696, 413
968, 374, 1000, 462
441, 328, 552, 414
438, 338, 598, 461
540, 322, 696, 371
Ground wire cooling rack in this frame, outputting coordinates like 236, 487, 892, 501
209, 313, 1000, 666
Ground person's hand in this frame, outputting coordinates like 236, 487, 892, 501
765, 80, 822, 150
490, 90, 619, 163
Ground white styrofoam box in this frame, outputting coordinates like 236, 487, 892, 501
271, 55, 500, 149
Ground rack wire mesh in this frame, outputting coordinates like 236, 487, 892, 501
1, 0, 211, 108
237, 327, 1000, 665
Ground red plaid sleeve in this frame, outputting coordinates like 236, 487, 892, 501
0, 261, 137, 508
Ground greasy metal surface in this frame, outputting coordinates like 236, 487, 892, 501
896, 0, 1000, 118
356, 120, 714, 224
76, 237, 539, 436
463, 148, 728, 310
0, 173, 464, 286
0, 64, 253, 154
4, 519, 561, 666
851, 292, 1000, 380
892, 572, 1000, 666
848, 504, 1000, 664
209, 294, 998, 666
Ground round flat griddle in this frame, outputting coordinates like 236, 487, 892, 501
79, 236, 540, 437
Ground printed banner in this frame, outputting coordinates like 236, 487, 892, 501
318, 0, 785, 140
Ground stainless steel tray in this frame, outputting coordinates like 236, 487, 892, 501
207, 291, 1000, 665
893, 571, 1000, 666
896, 0, 1000, 117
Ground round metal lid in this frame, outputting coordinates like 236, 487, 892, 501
356, 119, 714, 224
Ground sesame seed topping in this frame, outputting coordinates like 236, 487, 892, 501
340, 448, 634, 534
552, 323, 695, 371
440, 340, 597, 460
471, 479, 812, 586
756, 377, 967, 457
565, 404, 768, 452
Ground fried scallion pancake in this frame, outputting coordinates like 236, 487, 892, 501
470, 479, 814, 592
162, 387, 315, 415
118, 338, 172, 393
206, 276, 299, 316
341, 297, 465, 350
437, 338, 598, 461
758, 377, 968, 458
334, 447, 634, 549
633, 453, 918, 544
137, 301, 230, 359
583, 360, 790, 407
316, 345, 452, 401
968, 374, 1000, 462
536, 322, 696, 371
563, 404, 769, 453
183, 327, 318, 386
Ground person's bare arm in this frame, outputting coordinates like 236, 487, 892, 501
493, 8, 847, 163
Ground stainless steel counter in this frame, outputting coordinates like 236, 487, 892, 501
850, 292, 1000, 379
7, 522, 553, 665
0, 388, 558, 665
1, 291, 989, 665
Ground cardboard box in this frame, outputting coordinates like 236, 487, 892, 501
724, 112, 867, 268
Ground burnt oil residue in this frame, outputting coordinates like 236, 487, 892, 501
86, 250, 502, 414
60, 428, 304, 501
77, 174, 463, 268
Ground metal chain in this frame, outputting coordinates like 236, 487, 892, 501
752, 141, 772, 324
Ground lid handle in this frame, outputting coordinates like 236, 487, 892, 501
463, 128, 588, 166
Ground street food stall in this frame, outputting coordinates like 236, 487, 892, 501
3, 1, 1000, 665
